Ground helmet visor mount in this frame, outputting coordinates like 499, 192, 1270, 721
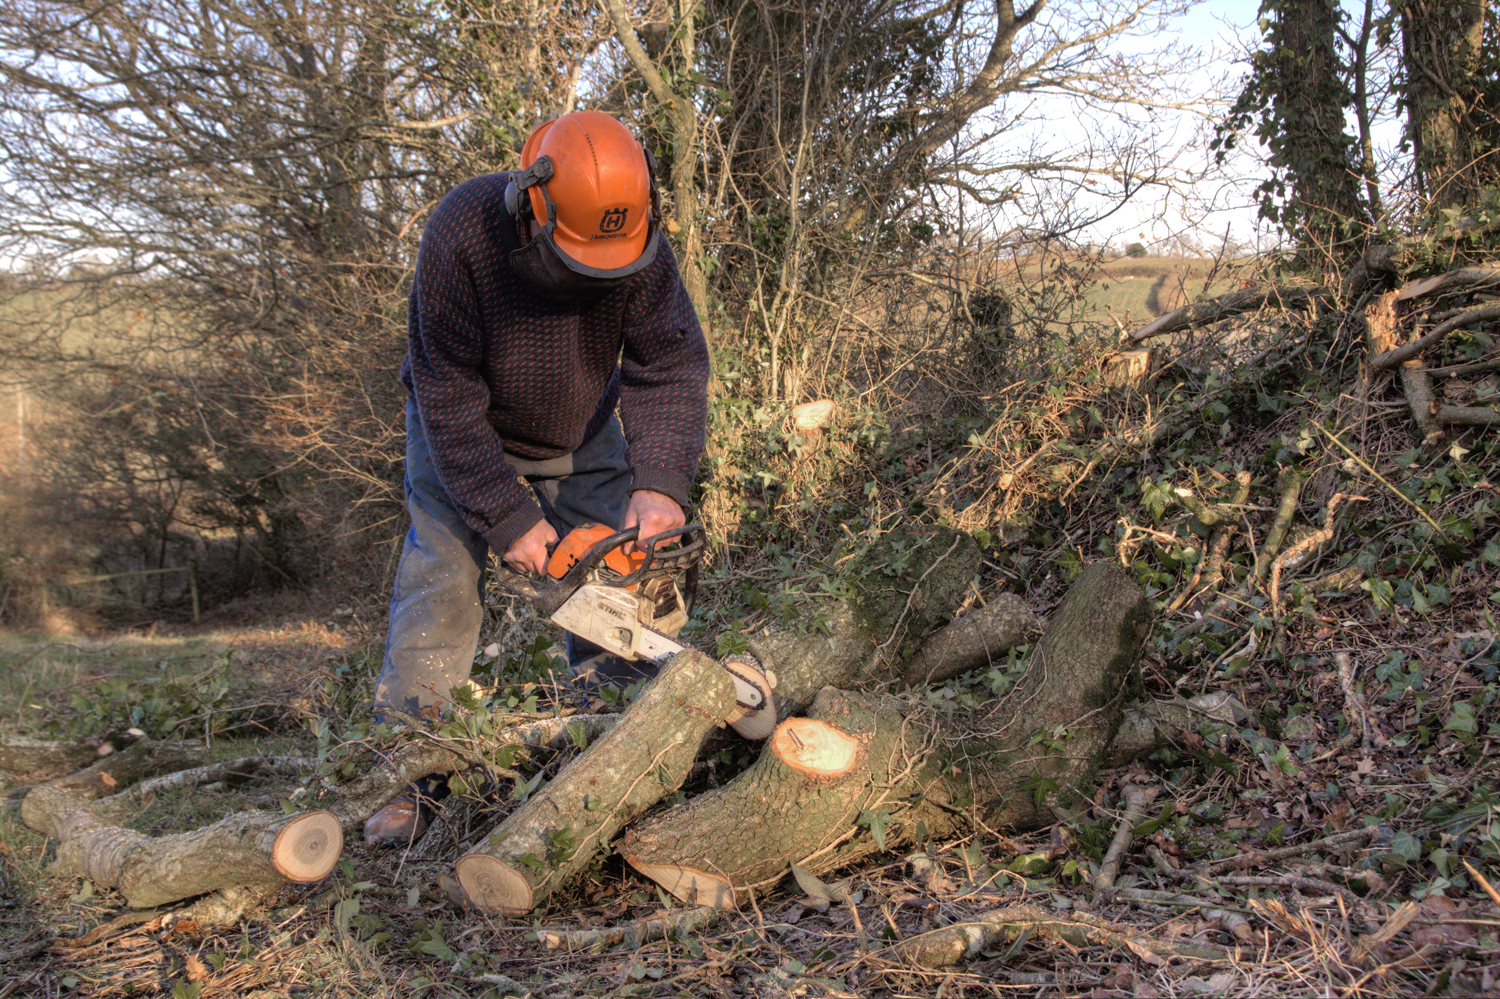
507, 154, 660, 303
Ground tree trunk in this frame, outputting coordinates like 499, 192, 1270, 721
1400, 0, 1492, 207
619, 562, 1151, 907
1277, 0, 1367, 259
20, 784, 341, 908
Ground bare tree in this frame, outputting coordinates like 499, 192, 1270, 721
599, 0, 1205, 403
0, 0, 600, 596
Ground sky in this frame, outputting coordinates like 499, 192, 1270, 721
1077, 0, 1269, 253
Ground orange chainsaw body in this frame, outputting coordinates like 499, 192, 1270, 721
546, 523, 644, 583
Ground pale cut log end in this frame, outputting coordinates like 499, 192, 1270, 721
770, 718, 859, 776
624, 857, 736, 909
455, 853, 535, 915
271, 811, 344, 882
724, 659, 778, 740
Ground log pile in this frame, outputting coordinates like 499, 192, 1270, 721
4, 526, 1181, 927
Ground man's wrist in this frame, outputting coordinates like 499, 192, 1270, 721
484, 501, 546, 559
629, 466, 692, 508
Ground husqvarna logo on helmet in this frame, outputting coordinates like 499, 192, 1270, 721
599, 207, 628, 235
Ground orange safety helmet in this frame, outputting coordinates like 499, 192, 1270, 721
504, 111, 660, 279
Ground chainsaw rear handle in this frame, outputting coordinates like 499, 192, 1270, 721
493, 524, 704, 618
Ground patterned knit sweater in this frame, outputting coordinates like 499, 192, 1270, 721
401, 172, 710, 557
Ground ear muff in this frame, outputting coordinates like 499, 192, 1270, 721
504, 155, 555, 226
503, 178, 527, 222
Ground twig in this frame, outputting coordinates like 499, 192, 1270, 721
1310, 422, 1451, 541
383, 707, 523, 784
1167, 470, 1251, 614
1336, 652, 1372, 752
1175, 471, 1302, 641
1463, 860, 1500, 908
1216, 874, 1363, 911
1200, 826, 1378, 873
1093, 784, 1155, 902
536, 905, 723, 953
890, 902, 1237, 969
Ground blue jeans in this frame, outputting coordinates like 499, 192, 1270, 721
373, 399, 631, 722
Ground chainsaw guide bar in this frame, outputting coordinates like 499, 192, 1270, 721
496, 524, 779, 740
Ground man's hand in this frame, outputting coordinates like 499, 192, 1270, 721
623, 489, 686, 553
503, 517, 560, 575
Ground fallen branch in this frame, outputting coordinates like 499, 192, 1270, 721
1093, 784, 1156, 901
1105, 691, 1247, 765
12, 738, 199, 800
109, 755, 318, 805
1436, 404, 1500, 425
0, 732, 141, 777
1270, 493, 1366, 615
1199, 826, 1378, 873
890, 903, 1237, 968
1371, 302, 1500, 372
456, 649, 740, 914
1167, 470, 1252, 614
1127, 283, 1325, 343
620, 562, 1151, 907
1217, 873, 1363, 910
1175, 470, 1303, 640
1394, 266, 1500, 302
536, 905, 724, 953
896, 593, 1041, 686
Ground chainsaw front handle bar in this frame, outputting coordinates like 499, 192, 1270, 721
493, 524, 704, 617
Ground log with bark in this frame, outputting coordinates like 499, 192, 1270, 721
19, 783, 342, 909
455, 648, 740, 914
618, 561, 1151, 907
0, 730, 146, 779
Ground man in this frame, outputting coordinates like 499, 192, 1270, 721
365, 110, 710, 846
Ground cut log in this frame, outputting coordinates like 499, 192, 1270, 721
896, 593, 1040, 686
456, 649, 740, 914
619, 561, 1151, 906
19, 783, 341, 908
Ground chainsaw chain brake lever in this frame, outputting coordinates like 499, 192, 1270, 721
492, 524, 705, 618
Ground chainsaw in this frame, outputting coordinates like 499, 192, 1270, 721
492, 523, 777, 740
